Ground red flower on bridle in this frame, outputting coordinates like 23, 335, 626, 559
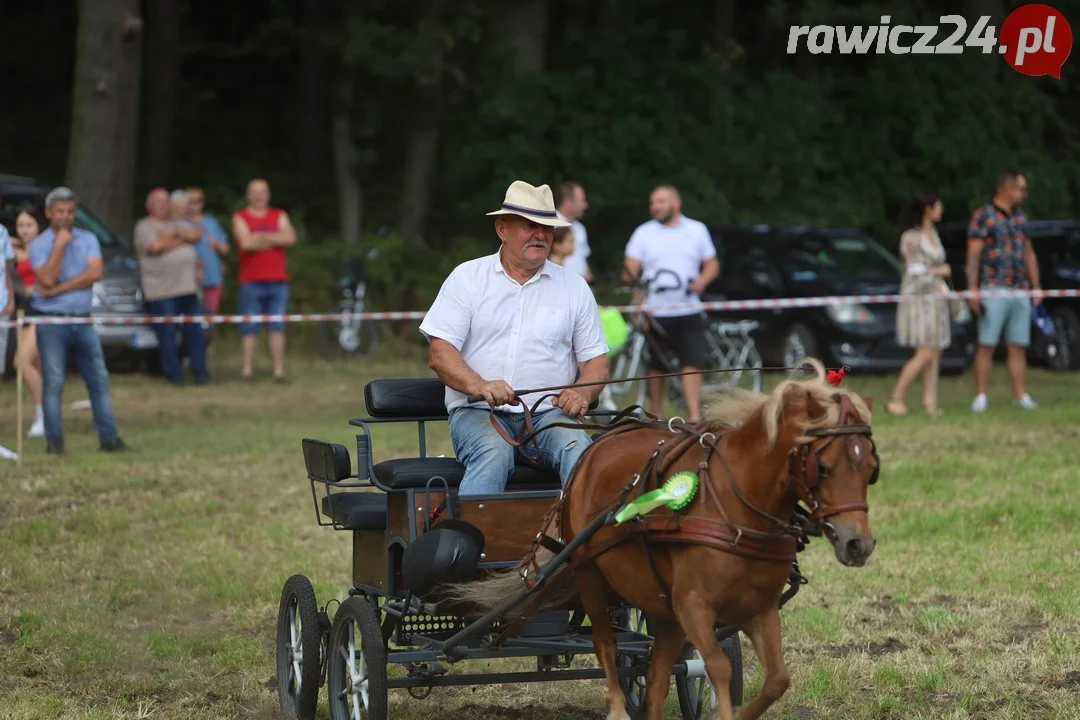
826, 365, 849, 387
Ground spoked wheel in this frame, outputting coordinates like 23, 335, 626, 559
276, 574, 327, 719
612, 607, 651, 715
676, 630, 744, 718
327, 596, 388, 720
316, 309, 380, 361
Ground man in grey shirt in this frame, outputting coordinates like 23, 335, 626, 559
133, 188, 209, 385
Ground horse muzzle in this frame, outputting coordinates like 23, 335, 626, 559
824, 520, 876, 567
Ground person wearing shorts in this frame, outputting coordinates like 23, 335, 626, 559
231, 179, 296, 381
623, 184, 719, 422
965, 171, 1040, 412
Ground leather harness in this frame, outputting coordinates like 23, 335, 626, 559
479, 391, 879, 644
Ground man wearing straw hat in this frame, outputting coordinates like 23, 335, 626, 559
420, 181, 610, 496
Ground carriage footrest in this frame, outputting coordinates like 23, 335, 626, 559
320, 492, 388, 531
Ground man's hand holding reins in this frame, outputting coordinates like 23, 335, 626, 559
471, 379, 516, 408
553, 388, 590, 418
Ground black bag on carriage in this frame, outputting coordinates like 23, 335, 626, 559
402, 519, 486, 597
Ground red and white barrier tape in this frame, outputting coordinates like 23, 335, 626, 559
1, 287, 1075, 329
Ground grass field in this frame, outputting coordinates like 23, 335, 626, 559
1, 349, 1079, 719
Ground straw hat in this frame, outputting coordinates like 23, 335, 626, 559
486, 181, 572, 228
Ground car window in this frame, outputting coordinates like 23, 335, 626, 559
782, 233, 902, 284
1031, 228, 1080, 266
75, 205, 126, 249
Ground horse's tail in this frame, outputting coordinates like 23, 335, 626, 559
441, 549, 580, 617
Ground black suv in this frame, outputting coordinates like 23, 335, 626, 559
702, 224, 977, 373
937, 218, 1080, 370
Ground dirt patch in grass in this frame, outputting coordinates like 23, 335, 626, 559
824, 636, 908, 658
2, 364, 1080, 719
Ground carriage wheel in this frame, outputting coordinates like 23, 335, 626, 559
675, 630, 744, 718
327, 596, 388, 720
612, 607, 650, 715
276, 574, 325, 719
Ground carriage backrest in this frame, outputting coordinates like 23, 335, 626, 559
302, 438, 353, 482
364, 378, 449, 419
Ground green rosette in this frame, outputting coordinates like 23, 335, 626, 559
614, 471, 699, 524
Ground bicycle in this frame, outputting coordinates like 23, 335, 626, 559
316, 248, 382, 361
597, 270, 763, 413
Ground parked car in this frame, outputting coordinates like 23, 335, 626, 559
701, 224, 977, 374
937, 218, 1080, 371
1, 173, 158, 375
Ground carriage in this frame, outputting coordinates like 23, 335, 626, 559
277, 369, 876, 720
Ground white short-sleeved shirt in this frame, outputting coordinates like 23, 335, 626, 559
562, 221, 591, 279
419, 249, 609, 413
625, 215, 716, 317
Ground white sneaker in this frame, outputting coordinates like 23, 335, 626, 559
1014, 393, 1038, 409
971, 394, 988, 412
0, 444, 18, 461
28, 418, 45, 438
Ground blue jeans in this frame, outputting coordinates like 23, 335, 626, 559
237, 281, 290, 335
36, 323, 118, 445
448, 407, 593, 496
147, 294, 209, 383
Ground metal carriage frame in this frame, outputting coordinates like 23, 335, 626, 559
276, 377, 808, 720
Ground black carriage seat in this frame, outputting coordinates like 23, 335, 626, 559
320, 492, 387, 532
363, 376, 594, 491
303, 437, 388, 531
373, 457, 561, 491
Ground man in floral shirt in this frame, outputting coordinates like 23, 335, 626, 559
964, 170, 1041, 412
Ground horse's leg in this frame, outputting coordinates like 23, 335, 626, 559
641, 615, 688, 720
672, 593, 734, 720
576, 565, 631, 720
733, 607, 789, 720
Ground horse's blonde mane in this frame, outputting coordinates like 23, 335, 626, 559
703, 358, 872, 450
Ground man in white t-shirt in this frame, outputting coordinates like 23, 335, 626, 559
623, 184, 719, 423
555, 181, 592, 282
419, 180, 610, 496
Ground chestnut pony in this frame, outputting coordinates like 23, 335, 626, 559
452, 359, 879, 720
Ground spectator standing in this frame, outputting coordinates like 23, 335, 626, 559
133, 188, 209, 386
965, 171, 1039, 412
555, 181, 592, 282
622, 184, 719, 423
232, 178, 296, 382
0, 221, 16, 459
184, 186, 229, 315
28, 187, 128, 456
11, 205, 46, 437
548, 226, 575, 266
886, 190, 951, 417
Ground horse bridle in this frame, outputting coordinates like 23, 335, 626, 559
788, 393, 880, 532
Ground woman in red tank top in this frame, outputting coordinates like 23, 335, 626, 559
10, 206, 45, 436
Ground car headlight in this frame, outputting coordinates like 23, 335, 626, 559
826, 303, 874, 325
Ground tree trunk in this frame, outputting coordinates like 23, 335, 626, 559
499, 0, 548, 79
397, 0, 449, 248
332, 72, 361, 248
67, 0, 144, 238
297, 0, 330, 185
140, 0, 181, 189
712, 0, 737, 57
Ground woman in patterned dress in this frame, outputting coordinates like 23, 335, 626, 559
886, 190, 952, 416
